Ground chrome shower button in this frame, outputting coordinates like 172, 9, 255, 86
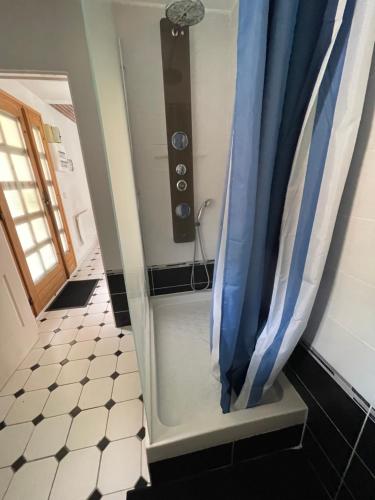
176, 179, 188, 191
175, 203, 191, 219
176, 164, 187, 175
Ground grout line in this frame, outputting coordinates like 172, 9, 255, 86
289, 367, 357, 452
334, 405, 372, 500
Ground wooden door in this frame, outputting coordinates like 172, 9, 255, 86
25, 108, 76, 275
0, 91, 67, 314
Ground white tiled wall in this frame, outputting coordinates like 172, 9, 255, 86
304, 54, 375, 406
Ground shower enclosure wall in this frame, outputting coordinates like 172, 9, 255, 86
82, 0, 307, 472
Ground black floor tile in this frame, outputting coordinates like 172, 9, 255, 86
343, 454, 375, 500
288, 346, 365, 446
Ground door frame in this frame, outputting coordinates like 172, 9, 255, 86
0, 89, 75, 314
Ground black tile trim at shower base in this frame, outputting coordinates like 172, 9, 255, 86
106, 261, 215, 327
285, 343, 375, 499
148, 424, 304, 486
105, 271, 130, 328
149, 261, 214, 295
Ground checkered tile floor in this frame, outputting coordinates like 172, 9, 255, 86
0, 246, 149, 499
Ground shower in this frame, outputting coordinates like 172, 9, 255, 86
165, 0, 205, 27
191, 199, 212, 291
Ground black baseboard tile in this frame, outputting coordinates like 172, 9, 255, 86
110, 292, 128, 313
342, 454, 375, 500
114, 310, 131, 328
288, 345, 365, 447
106, 272, 126, 294
232, 425, 303, 464
356, 411, 375, 477
284, 366, 352, 475
148, 261, 214, 293
149, 443, 232, 485
336, 485, 356, 500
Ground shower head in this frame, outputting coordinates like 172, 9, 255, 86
196, 199, 212, 223
166, 0, 205, 27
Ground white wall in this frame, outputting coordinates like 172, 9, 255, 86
113, 2, 237, 266
0, 79, 98, 265
304, 53, 375, 406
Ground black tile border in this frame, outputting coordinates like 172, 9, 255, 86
233, 424, 303, 463
148, 424, 304, 486
148, 261, 214, 296
285, 342, 374, 500
106, 261, 215, 327
149, 442, 232, 485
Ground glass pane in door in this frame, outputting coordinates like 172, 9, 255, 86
32, 126, 70, 255
0, 110, 58, 284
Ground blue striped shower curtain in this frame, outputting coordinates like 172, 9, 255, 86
211, 0, 375, 412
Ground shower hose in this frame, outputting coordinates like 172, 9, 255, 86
190, 221, 211, 291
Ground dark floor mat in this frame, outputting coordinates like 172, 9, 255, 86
46, 279, 99, 311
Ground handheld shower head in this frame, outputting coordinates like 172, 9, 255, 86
196, 198, 212, 223
166, 0, 205, 27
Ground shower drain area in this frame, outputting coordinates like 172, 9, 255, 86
148, 291, 307, 463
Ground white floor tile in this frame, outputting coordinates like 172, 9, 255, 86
79, 378, 113, 410
39, 344, 70, 366
106, 400, 143, 441
100, 324, 121, 338
24, 365, 60, 391
94, 338, 120, 357
119, 335, 135, 352
117, 352, 138, 374
0, 422, 34, 467
60, 316, 83, 330
102, 491, 128, 499
24, 414, 71, 460
75, 325, 101, 342
41, 309, 67, 319
43, 383, 81, 417
56, 359, 90, 385
38, 318, 62, 333
50, 446, 100, 500
33, 332, 55, 349
65, 307, 87, 317
103, 312, 115, 324
91, 295, 109, 304
87, 303, 107, 314
67, 406, 107, 450
0, 395, 15, 421
0, 468, 12, 498
1, 370, 31, 396
67, 340, 95, 360
98, 438, 141, 494
87, 355, 117, 379
112, 373, 141, 403
5, 457, 57, 500
5, 389, 49, 425
50, 329, 77, 345
18, 349, 44, 369
82, 313, 105, 327
141, 441, 150, 483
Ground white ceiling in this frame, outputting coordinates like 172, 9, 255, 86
18, 78, 72, 105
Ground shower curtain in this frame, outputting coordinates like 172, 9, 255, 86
211, 0, 375, 412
